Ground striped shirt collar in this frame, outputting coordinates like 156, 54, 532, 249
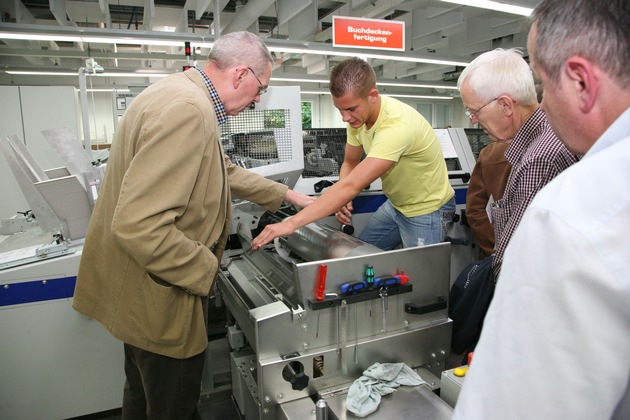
195, 67, 228, 125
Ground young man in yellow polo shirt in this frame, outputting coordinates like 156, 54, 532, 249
252, 57, 455, 251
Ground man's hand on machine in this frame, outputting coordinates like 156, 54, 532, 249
284, 189, 317, 209
251, 220, 298, 250
335, 202, 353, 225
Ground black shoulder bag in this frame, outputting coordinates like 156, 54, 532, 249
448, 255, 495, 355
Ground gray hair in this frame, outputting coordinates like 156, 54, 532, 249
532, 0, 630, 89
329, 57, 376, 98
208, 31, 273, 75
457, 48, 537, 106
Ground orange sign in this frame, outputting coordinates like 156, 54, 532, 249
333, 16, 405, 51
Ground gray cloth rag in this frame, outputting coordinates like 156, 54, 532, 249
346, 362, 426, 417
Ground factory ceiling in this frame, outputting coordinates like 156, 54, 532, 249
0, 0, 538, 94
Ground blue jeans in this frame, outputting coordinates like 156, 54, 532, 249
358, 197, 456, 250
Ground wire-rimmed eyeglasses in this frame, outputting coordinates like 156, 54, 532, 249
247, 67, 267, 95
465, 97, 498, 120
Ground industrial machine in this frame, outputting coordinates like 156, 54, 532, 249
219, 207, 455, 418
213, 88, 477, 418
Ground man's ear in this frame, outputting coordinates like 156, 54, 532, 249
497, 95, 514, 117
368, 87, 379, 103
233, 67, 247, 89
564, 56, 599, 113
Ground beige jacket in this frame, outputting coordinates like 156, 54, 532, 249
73, 69, 287, 358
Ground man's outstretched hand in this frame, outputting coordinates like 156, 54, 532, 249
251, 220, 297, 250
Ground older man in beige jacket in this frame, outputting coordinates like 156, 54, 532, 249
73, 31, 313, 419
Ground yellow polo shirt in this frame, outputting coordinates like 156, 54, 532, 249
347, 96, 454, 217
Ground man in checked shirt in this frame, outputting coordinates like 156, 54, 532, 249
457, 48, 578, 280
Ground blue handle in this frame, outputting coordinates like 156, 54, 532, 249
374, 276, 400, 288
341, 280, 368, 294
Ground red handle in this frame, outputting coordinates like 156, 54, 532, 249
315, 264, 328, 301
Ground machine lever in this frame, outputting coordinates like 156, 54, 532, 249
448, 172, 471, 183
340, 280, 367, 295
373, 274, 409, 288
444, 236, 470, 246
282, 362, 310, 391
404, 296, 447, 315
313, 180, 336, 193
315, 264, 328, 301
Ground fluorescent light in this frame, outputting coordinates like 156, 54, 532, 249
272, 76, 329, 84
0, 32, 183, 46
268, 45, 468, 66
378, 81, 458, 90
0, 33, 80, 42
274, 76, 458, 90
86, 88, 131, 92
81, 36, 183, 46
92, 72, 170, 78
6, 70, 170, 78
0, 24, 210, 48
6, 71, 77, 76
381, 94, 453, 100
440, 0, 533, 16
301, 90, 331, 95
300, 90, 452, 100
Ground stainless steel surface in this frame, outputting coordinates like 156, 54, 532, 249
230, 349, 259, 419
219, 216, 453, 419
440, 366, 466, 408
292, 244, 451, 318
324, 384, 453, 419
256, 320, 451, 406
279, 221, 382, 262
277, 397, 318, 420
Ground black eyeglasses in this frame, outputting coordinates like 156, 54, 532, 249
247, 67, 267, 95
465, 97, 498, 120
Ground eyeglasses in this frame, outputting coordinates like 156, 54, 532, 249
465, 97, 498, 120
247, 67, 267, 95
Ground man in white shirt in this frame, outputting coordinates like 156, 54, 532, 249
452, 0, 630, 418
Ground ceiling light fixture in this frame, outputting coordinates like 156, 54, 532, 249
439, 0, 533, 16
382, 94, 453, 100
6, 69, 456, 92
86, 88, 131, 92
6, 70, 170, 78
0, 32, 186, 46
5, 71, 77, 76
272, 76, 329, 84
267, 45, 468, 67
272, 75, 458, 90
0, 23, 469, 67
378, 81, 458, 90
300, 90, 453, 100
